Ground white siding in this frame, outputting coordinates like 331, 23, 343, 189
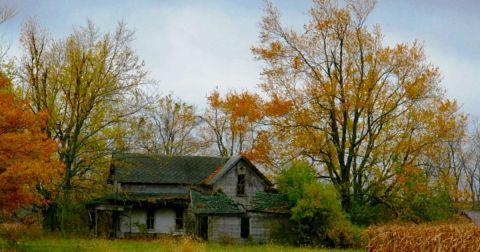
213, 160, 267, 208
209, 216, 243, 243
249, 212, 293, 243
119, 207, 178, 236
154, 208, 176, 233
119, 208, 145, 236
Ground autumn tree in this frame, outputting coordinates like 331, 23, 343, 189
0, 5, 14, 24
0, 74, 63, 219
0, 4, 14, 63
131, 94, 201, 155
458, 121, 480, 209
253, 0, 466, 213
200, 89, 272, 163
17, 20, 146, 231
421, 105, 468, 202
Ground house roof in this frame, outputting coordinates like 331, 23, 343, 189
111, 153, 273, 186
190, 190, 244, 214
112, 153, 230, 184
204, 155, 273, 186
251, 192, 291, 214
86, 192, 189, 206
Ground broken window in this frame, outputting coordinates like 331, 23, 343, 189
241, 217, 249, 238
175, 207, 184, 230
237, 174, 245, 195
146, 207, 155, 230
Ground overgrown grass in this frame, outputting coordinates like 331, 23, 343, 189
0, 236, 363, 252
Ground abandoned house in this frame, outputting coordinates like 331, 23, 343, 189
87, 153, 292, 243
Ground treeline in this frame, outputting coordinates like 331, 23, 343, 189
1, 0, 480, 244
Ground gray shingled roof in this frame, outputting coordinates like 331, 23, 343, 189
112, 153, 230, 184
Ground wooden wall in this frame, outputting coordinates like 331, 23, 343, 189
213, 160, 267, 208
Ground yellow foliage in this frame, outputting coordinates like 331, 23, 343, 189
252, 0, 468, 210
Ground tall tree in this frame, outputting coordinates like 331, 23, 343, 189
0, 5, 14, 24
461, 121, 480, 209
253, 0, 466, 212
0, 74, 63, 219
0, 4, 15, 63
132, 94, 201, 155
200, 89, 271, 163
17, 20, 147, 231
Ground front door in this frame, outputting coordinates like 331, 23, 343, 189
198, 216, 208, 240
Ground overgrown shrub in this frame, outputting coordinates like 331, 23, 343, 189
351, 167, 455, 225
0, 222, 42, 249
350, 201, 396, 226
276, 161, 362, 248
403, 186, 454, 222
59, 203, 96, 236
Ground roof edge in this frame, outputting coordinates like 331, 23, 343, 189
205, 155, 273, 186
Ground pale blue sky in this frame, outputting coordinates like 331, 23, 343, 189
1, 0, 479, 117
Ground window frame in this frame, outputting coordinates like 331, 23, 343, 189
146, 207, 155, 230
237, 174, 246, 195
175, 207, 184, 230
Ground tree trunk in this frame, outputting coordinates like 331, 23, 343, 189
60, 159, 72, 236
340, 185, 352, 213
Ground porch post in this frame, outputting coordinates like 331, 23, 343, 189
95, 209, 98, 237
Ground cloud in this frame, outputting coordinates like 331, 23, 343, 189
2, 0, 479, 118
130, 3, 263, 108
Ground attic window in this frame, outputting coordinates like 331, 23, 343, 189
237, 174, 245, 195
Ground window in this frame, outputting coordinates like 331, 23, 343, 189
237, 174, 245, 195
241, 217, 249, 238
146, 207, 155, 230
175, 207, 184, 230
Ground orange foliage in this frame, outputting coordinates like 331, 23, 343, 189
0, 75, 63, 218
204, 90, 272, 164
243, 131, 272, 165
264, 93, 293, 117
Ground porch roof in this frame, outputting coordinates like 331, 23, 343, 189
190, 190, 244, 214
86, 192, 189, 206
251, 192, 291, 214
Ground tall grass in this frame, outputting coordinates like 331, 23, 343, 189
367, 223, 480, 252
0, 236, 363, 252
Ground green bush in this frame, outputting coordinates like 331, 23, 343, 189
276, 161, 361, 248
350, 200, 396, 226
402, 186, 454, 222
0, 222, 42, 249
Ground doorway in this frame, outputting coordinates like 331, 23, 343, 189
198, 216, 208, 240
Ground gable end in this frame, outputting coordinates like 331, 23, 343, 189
205, 155, 273, 187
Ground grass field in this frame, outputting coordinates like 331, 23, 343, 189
0, 237, 364, 252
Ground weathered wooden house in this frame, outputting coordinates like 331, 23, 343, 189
88, 153, 292, 243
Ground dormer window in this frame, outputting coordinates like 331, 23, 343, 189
237, 174, 245, 195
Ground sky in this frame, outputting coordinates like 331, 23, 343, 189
1, 0, 479, 117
